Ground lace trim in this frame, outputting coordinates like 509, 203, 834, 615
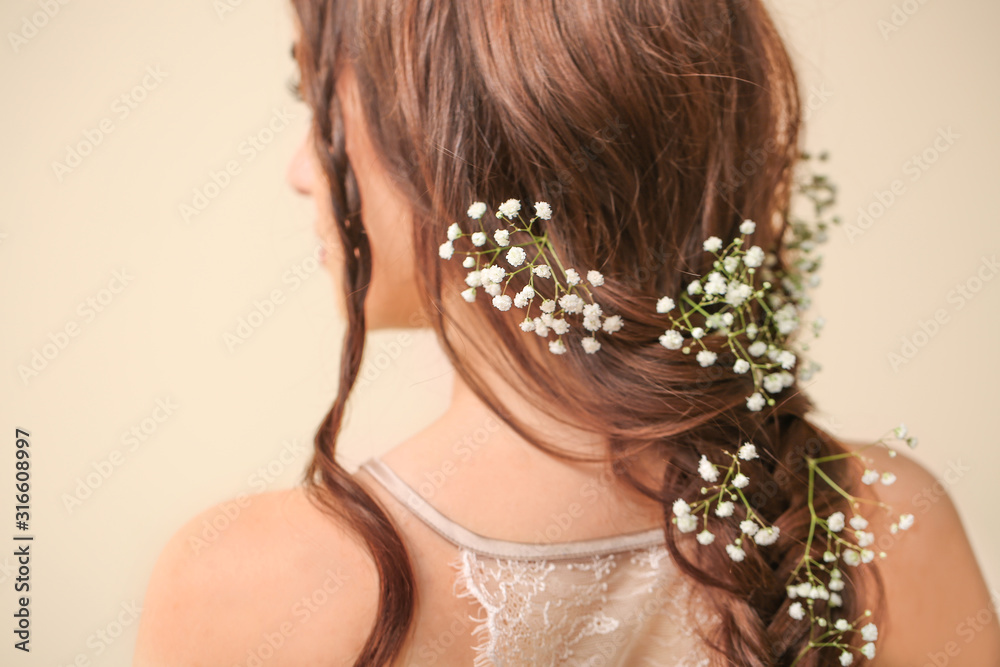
449, 543, 717, 667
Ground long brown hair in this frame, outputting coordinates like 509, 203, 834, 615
290, 1, 883, 664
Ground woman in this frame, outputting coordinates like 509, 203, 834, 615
134, 1, 1000, 665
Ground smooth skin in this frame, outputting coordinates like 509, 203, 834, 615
133, 66, 1000, 666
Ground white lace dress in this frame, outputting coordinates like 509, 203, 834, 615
358, 457, 720, 667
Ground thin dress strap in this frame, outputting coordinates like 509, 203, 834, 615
357, 456, 666, 561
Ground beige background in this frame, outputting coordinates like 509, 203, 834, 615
1, 0, 997, 664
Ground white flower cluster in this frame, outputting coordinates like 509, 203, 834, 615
671, 421, 919, 666
654, 153, 839, 414
671, 441, 780, 563
441, 199, 619, 355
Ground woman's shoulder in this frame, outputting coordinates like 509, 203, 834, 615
838, 439, 1000, 666
133, 486, 380, 666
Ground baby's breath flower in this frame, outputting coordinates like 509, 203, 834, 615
754, 525, 780, 546
461, 288, 475, 303
471, 231, 488, 247
843, 549, 861, 567
656, 296, 676, 313
565, 268, 581, 286
582, 302, 602, 318
696, 530, 715, 545
703, 236, 724, 252
581, 337, 601, 354
861, 623, 878, 642
559, 294, 585, 314
861, 469, 879, 485
696, 350, 717, 367
726, 544, 746, 562
447, 222, 462, 241
439, 241, 454, 259
740, 219, 756, 235
532, 264, 552, 278
704, 272, 727, 296
534, 201, 552, 220
540, 299, 556, 314
733, 359, 750, 373
763, 373, 785, 394
748, 341, 767, 357
715, 501, 735, 517
519, 318, 535, 332
465, 271, 482, 288
672, 499, 691, 517
740, 520, 759, 536
698, 455, 719, 483
839, 650, 854, 666
777, 350, 796, 370
725, 282, 753, 307
746, 393, 766, 412
483, 265, 506, 284
660, 330, 683, 350
881, 472, 897, 485
676, 514, 698, 533
506, 246, 526, 267
691, 327, 705, 340
687, 280, 703, 296
602, 315, 624, 333
533, 318, 549, 337
484, 283, 502, 297
861, 643, 876, 660
548, 338, 567, 355
789, 602, 805, 620
828, 512, 845, 532
898, 513, 915, 530
467, 202, 487, 219
583, 315, 602, 331
732, 473, 749, 489
551, 318, 570, 335
744, 245, 765, 268
849, 515, 868, 530
492, 295, 512, 311
498, 198, 521, 219
494, 229, 510, 247
587, 270, 604, 286
462, 256, 476, 269
738, 443, 759, 460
